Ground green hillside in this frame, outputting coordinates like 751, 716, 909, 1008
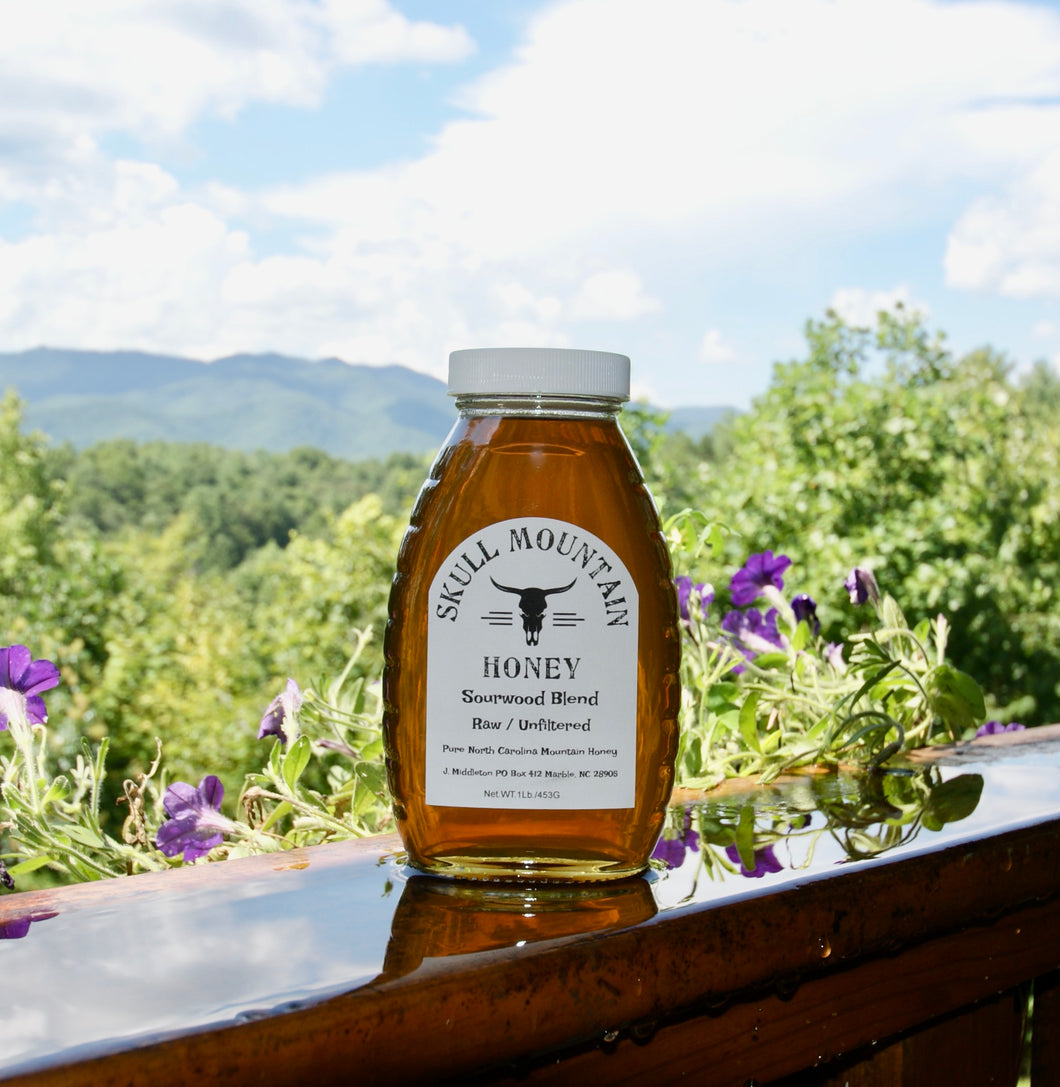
0, 347, 735, 459
0, 348, 454, 460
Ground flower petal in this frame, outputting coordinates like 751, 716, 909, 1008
791, 593, 821, 635
975, 720, 1026, 737
845, 567, 881, 606
0, 910, 58, 940
157, 777, 229, 862
24, 694, 48, 725
258, 695, 288, 742
156, 818, 224, 863
162, 781, 201, 818
19, 659, 61, 697
198, 775, 224, 810
725, 843, 784, 878
730, 551, 792, 606
0, 646, 31, 690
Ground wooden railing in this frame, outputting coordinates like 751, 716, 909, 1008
1, 726, 1058, 1086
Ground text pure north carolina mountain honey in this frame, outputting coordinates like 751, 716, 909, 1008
383, 348, 681, 881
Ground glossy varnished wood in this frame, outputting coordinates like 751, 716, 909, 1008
1, 732, 1057, 1086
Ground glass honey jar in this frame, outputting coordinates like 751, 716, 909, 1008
383, 348, 680, 881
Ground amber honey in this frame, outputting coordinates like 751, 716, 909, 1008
383, 350, 680, 881
380, 875, 658, 978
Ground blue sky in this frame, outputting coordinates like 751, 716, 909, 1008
1, 0, 1059, 409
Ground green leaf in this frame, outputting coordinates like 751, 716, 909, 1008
6, 855, 56, 875
259, 799, 294, 833
715, 709, 741, 739
268, 737, 284, 777
699, 817, 730, 845
751, 652, 789, 670
881, 595, 907, 632
841, 659, 903, 715
282, 735, 312, 791
706, 682, 740, 712
361, 737, 385, 762
760, 729, 782, 754
355, 760, 387, 796
738, 691, 762, 753
682, 734, 703, 777
927, 665, 986, 736
350, 677, 367, 716
42, 777, 71, 806
735, 805, 756, 871
63, 824, 104, 848
351, 776, 384, 817
922, 773, 984, 831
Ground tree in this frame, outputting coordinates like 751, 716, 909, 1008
674, 308, 1060, 723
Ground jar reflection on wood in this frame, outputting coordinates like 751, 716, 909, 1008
380, 874, 658, 978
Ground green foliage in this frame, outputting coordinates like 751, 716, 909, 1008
1, 398, 408, 825
1, 306, 1058, 892
1, 635, 391, 889
0, 391, 62, 572
51, 439, 427, 569
232, 495, 400, 677
618, 399, 671, 469
1, 347, 451, 460
672, 307, 1060, 724
667, 515, 985, 790
0, 393, 127, 748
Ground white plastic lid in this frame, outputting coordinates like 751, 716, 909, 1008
448, 348, 630, 400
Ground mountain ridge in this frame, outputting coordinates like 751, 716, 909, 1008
0, 346, 735, 460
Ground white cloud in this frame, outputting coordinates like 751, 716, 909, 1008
0, 161, 251, 357
239, 0, 1060, 372
0, 1, 471, 194
829, 285, 930, 328
2, 0, 1060, 388
491, 282, 563, 325
944, 149, 1060, 298
322, 0, 474, 65
698, 329, 736, 364
569, 270, 660, 321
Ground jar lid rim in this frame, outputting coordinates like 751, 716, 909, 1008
448, 348, 630, 400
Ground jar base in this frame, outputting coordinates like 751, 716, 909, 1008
407, 850, 650, 883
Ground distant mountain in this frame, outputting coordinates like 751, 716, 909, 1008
0, 347, 736, 460
0, 347, 454, 461
663, 405, 739, 441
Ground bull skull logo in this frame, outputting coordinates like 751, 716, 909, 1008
490, 577, 577, 646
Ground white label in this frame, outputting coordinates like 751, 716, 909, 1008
426, 517, 639, 810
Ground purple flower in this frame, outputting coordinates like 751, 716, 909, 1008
791, 593, 820, 635
258, 678, 303, 744
725, 843, 784, 879
0, 910, 58, 940
156, 775, 232, 863
844, 567, 880, 607
723, 607, 784, 652
730, 551, 792, 607
825, 642, 846, 674
975, 720, 1026, 738
675, 576, 714, 623
0, 645, 61, 731
652, 809, 700, 868
721, 608, 785, 674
